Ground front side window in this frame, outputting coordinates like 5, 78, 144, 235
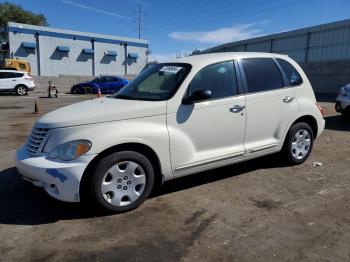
241, 58, 284, 93
189, 61, 237, 100
277, 58, 303, 86
114, 63, 191, 101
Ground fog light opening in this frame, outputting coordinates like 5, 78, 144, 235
50, 184, 59, 195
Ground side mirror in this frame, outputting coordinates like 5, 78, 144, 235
182, 89, 212, 104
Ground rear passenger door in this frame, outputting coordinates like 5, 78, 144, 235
238, 57, 299, 156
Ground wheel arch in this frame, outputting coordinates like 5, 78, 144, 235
283, 115, 318, 145
79, 142, 163, 201
15, 84, 28, 89
290, 115, 318, 138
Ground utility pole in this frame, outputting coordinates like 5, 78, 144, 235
138, 4, 141, 39
134, 4, 145, 39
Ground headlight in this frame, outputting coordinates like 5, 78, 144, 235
339, 87, 350, 97
49, 140, 92, 161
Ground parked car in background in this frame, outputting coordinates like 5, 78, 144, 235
16, 52, 325, 213
71, 76, 129, 94
335, 83, 350, 117
0, 70, 35, 95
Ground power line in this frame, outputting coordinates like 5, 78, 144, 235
149, 0, 263, 23
145, 0, 309, 34
147, 0, 293, 30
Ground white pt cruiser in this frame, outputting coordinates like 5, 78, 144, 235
16, 53, 325, 212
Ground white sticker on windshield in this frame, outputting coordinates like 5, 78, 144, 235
159, 66, 182, 73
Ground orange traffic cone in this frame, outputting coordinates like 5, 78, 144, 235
97, 88, 101, 98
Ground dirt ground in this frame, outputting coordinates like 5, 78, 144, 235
0, 93, 349, 262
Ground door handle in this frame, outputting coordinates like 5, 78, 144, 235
283, 96, 294, 103
230, 105, 245, 113
12, 79, 16, 81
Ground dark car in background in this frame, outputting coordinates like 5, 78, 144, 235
71, 75, 129, 94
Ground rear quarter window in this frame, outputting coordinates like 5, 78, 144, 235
277, 58, 303, 86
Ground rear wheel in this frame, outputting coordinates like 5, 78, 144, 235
90, 151, 154, 212
282, 122, 314, 165
342, 107, 350, 119
335, 102, 342, 113
15, 85, 28, 96
83, 86, 93, 94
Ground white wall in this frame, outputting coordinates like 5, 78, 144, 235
94, 42, 125, 76
9, 31, 38, 75
39, 36, 93, 76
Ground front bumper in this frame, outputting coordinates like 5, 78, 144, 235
15, 145, 97, 202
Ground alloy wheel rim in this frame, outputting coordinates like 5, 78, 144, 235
291, 129, 311, 160
101, 161, 146, 207
18, 87, 26, 95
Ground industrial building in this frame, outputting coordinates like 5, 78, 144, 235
5, 22, 149, 77
204, 19, 350, 95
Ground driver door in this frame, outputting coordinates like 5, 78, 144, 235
167, 61, 246, 176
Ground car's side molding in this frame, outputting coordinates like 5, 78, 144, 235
174, 151, 244, 177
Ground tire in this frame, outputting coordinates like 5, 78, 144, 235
342, 107, 350, 119
335, 102, 342, 113
282, 122, 314, 165
89, 151, 155, 212
15, 85, 28, 96
71, 88, 79, 94
83, 87, 93, 94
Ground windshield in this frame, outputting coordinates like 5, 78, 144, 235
114, 63, 191, 101
92, 77, 106, 82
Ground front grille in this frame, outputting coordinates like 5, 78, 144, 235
26, 127, 50, 156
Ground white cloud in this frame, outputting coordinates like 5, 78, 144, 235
169, 22, 267, 45
148, 53, 177, 62
61, 0, 131, 21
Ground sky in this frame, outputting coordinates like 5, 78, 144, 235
2, 0, 350, 62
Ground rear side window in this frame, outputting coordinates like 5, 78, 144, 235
241, 58, 284, 93
189, 61, 238, 100
110, 77, 120, 82
0, 72, 23, 78
277, 58, 303, 86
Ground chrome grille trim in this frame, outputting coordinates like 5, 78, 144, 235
26, 127, 50, 156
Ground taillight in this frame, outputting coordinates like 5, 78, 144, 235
25, 77, 33, 81
316, 103, 324, 116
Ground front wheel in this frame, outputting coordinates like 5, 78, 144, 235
282, 122, 314, 165
90, 151, 155, 212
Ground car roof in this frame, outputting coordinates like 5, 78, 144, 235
167, 52, 289, 68
98, 75, 120, 77
0, 69, 25, 73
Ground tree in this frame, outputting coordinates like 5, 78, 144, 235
0, 2, 48, 41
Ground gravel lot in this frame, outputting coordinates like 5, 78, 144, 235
0, 94, 349, 262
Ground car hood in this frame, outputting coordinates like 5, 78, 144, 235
36, 97, 166, 129
343, 83, 350, 92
